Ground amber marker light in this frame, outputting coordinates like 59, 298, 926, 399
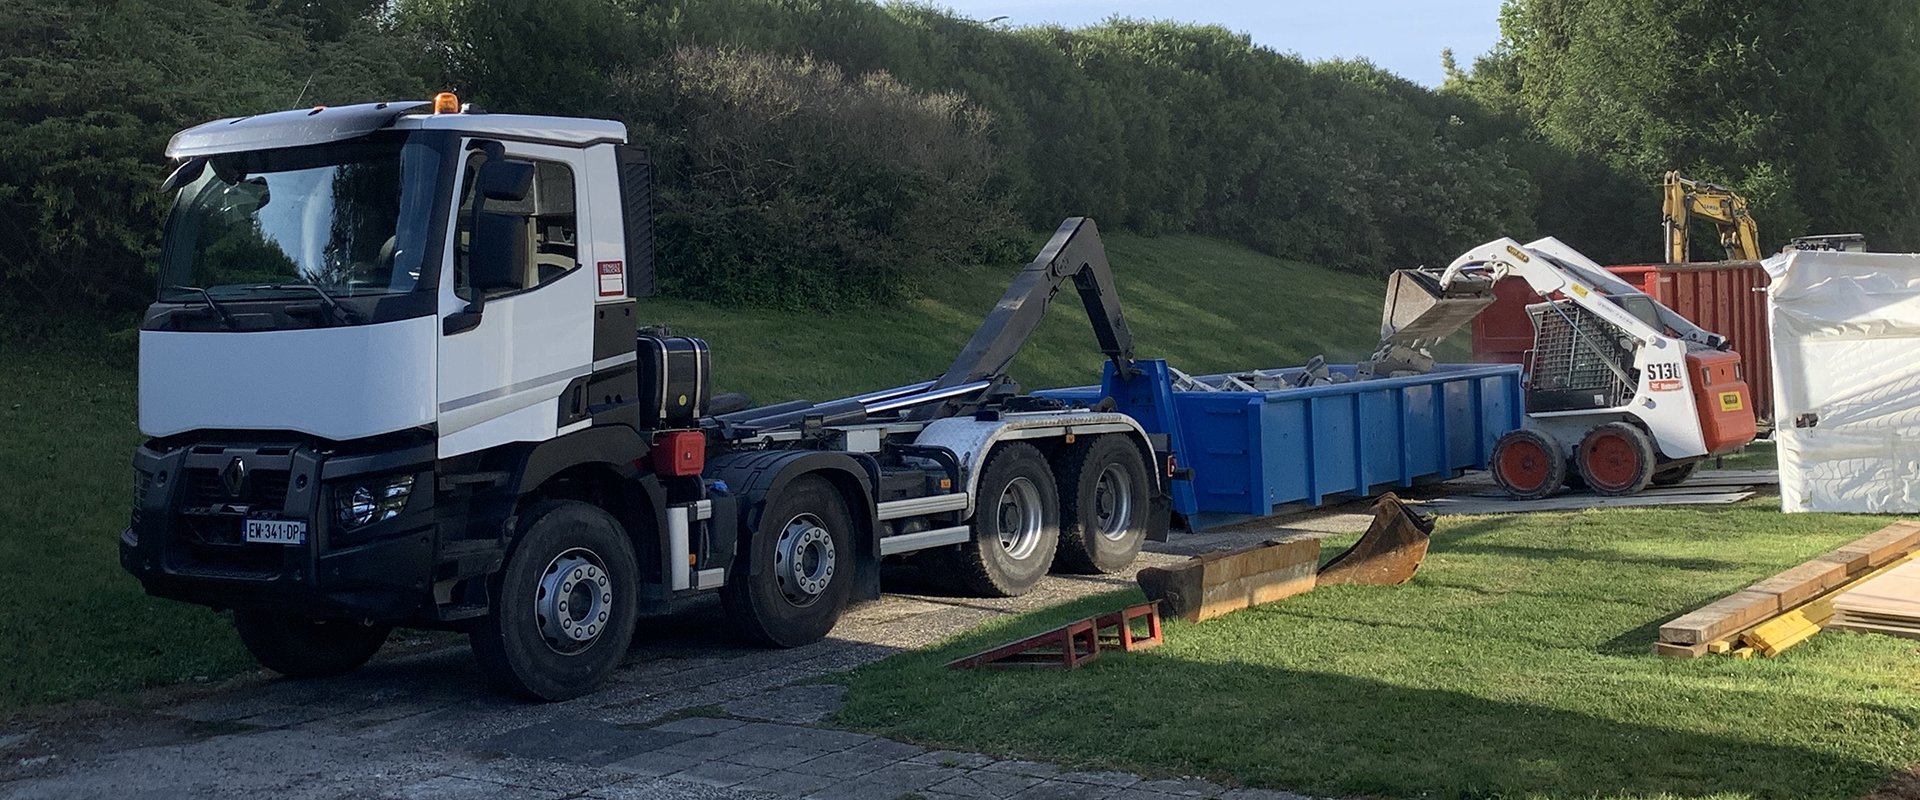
432, 92, 460, 114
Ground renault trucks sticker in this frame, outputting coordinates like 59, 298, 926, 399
598, 260, 625, 297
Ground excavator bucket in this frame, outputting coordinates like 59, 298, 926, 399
1380, 269, 1498, 350
1318, 493, 1436, 586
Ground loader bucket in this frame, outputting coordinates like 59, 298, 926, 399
1379, 269, 1497, 350
1318, 493, 1435, 586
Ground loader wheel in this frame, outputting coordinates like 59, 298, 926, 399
1651, 460, 1702, 487
722, 475, 854, 648
232, 610, 390, 679
1576, 422, 1658, 496
952, 442, 1060, 597
471, 500, 639, 701
1491, 427, 1566, 500
1054, 435, 1150, 574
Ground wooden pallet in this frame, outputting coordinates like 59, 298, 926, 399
1654, 521, 1920, 657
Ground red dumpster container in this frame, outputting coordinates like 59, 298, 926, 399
1470, 261, 1774, 424
1469, 278, 1544, 366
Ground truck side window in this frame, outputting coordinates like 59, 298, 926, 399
453, 154, 580, 300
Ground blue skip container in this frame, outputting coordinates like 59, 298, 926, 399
1036, 360, 1525, 530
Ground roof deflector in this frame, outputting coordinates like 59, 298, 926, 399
165, 100, 430, 159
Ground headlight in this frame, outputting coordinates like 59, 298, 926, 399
336, 473, 415, 530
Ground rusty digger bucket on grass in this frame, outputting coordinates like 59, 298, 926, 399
1137, 493, 1437, 623
1319, 492, 1437, 586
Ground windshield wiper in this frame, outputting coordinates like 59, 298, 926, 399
239, 282, 369, 324
168, 285, 237, 329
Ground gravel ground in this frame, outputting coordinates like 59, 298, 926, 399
0, 505, 1374, 800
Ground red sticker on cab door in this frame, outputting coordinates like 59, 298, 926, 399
597, 260, 624, 297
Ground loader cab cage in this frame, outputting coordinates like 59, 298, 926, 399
1526, 300, 1637, 412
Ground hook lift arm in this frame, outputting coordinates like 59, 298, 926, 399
917, 217, 1139, 418
710, 217, 1139, 435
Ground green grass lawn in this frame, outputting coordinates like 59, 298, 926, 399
0, 232, 1397, 710
1713, 438, 1777, 472
833, 502, 1919, 800
0, 341, 256, 707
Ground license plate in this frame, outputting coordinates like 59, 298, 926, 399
244, 518, 307, 545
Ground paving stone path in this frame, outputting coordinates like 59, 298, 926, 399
0, 509, 1373, 800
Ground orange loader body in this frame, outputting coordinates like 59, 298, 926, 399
1686, 350, 1757, 456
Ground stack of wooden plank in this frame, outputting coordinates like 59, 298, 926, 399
1655, 520, 1920, 658
1830, 559, 1920, 639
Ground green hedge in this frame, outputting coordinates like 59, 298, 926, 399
6, 0, 1918, 320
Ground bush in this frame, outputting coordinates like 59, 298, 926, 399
611, 46, 1025, 308
0, 0, 427, 325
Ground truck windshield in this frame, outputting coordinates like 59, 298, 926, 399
157, 133, 442, 302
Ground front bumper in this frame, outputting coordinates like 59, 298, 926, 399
120, 438, 441, 621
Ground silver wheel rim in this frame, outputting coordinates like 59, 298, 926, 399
775, 514, 836, 607
995, 476, 1044, 560
1093, 463, 1135, 542
534, 547, 612, 655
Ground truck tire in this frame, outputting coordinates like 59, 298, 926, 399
722, 475, 854, 648
951, 442, 1060, 597
1054, 435, 1149, 574
470, 500, 639, 701
1651, 460, 1702, 487
232, 610, 390, 678
1490, 427, 1566, 499
1576, 422, 1658, 496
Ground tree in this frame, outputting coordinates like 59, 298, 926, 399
1472, 0, 1920, 254
0, 0, 426, 325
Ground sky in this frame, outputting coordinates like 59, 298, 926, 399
928, 0, 1507, 87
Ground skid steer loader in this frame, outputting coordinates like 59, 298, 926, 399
1363, 237, 1757, 498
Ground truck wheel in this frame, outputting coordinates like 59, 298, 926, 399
722, 475, 854, 648
1490, 427, 1566, 500
1651, 460, 1702, 487
953, 442, 1060, 597
1576, 422, 1658, 496
1054, 436, 1149, 574
470, 500, 639, 701
232, 610, 390, 678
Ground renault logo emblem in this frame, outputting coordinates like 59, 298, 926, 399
222, 457, 249, 498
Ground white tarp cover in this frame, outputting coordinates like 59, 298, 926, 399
1767, 250, 1920, 512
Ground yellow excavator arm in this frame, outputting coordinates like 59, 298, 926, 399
1663, 171, 1761, 262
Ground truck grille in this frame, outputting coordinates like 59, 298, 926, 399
181, 467, 291, 511
168, 467, 294, 576
1527, 300, 1636, 411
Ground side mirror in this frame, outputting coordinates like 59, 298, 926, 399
478, 158, 534, 204
468, 159, 534, 295
445, 153, 535, 335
